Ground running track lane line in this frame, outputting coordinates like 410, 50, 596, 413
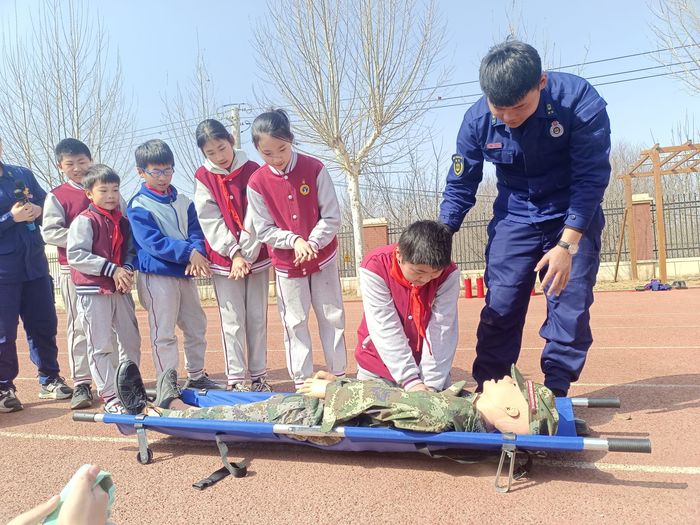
1, 431, 699, 475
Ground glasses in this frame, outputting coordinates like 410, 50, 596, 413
143, 168, 174, 178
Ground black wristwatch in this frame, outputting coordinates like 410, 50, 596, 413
557, 240, 579, 255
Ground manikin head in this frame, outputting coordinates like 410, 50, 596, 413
475, 365, 559, 435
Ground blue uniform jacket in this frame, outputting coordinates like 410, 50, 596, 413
127, 183, 207, 278
439, 72, 611, 233
0, 163, 50, 282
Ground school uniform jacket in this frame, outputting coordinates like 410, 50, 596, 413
247, 152, 340, 278
0, 163, 50, 282
355, 244, 460, 391
127, 183, 207, 278
193, 151, 270, 276
67, 205, 135, 294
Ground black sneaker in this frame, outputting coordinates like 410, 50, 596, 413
183, 373, 224, 391
39, 377, 73, 400
0, 387, 23, 413
70, 383, 94, 410
154, 369, 181, 409
116, 360, 147, 415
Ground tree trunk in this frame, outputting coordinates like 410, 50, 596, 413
346, 169, 364, 296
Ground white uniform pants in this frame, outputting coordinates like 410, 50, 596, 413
275, 257, 346, 387
137, 273, 208, 378
77, 293, 141, 401
212, 270, 269, 385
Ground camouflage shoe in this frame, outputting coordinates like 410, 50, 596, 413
251, 378, 273, 393
184, 373, 224, 391
228, 382, 251, 392
39, 377, 73, 400
0, 387, 23, 413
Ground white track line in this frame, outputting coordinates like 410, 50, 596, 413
1, 431, 698, 475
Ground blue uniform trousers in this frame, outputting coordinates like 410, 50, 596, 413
473, 208, 604, 394
0, 276, 60, 389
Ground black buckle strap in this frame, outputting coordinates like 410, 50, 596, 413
192, 434, 248, 491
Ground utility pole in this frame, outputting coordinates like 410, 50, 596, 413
229, 104, 242, 147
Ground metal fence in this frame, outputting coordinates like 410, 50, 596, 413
47, 194, 700, 283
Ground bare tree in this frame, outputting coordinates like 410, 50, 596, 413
253, 0, 447, 278
649, 0, 700, 94
161, 49, 233, 189
0, 0, 134, 187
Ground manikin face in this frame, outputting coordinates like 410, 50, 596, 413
476, 376, 530, 434
256, 134, 293, 172
86, 182, 121, 211
487, 73, 547, 129
396, 249, 444, 287
58, 154, 92, 185
202, 137, 236, 171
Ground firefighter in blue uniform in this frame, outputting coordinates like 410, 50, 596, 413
0, 139, 72, 412
439, 41, 611, 398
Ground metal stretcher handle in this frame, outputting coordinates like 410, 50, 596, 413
606, 438, 652, 453
73, 412, 103, 423
570, 397, 621, 408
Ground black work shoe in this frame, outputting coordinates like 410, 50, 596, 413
154, 368, 181, 409
551, 388, 568, 398
70, 383, 94, 410
575, 417, 592, 436
0, 386, 23, 413
116, 360, 147, 415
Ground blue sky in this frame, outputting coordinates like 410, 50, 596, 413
1, 0, 697, 191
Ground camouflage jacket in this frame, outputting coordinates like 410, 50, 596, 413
162, 379, 488, 434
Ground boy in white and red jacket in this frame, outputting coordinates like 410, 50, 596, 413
67, 164, 141, 413
355, 220, 460, 392
247, 110, 346, 388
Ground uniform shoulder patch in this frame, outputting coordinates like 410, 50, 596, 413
451, 154, 464, 177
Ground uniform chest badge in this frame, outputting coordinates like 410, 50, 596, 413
452, 154, 464, 177
550, 120, 564, 138
299, 182, 311, 196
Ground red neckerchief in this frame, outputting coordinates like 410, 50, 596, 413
145, 183, 169, 196
389, 249, 431, 355
92, 204, 123, 265
216, 165, 246, 233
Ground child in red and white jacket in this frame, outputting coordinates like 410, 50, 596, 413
247, 110, 347, 389
355, 221, 460, 391
193, 119, 272, 392
67, 164, 141, 413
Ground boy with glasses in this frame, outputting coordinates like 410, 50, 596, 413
127, 140, 220, 390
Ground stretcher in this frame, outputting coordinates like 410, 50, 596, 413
74, 389, 651, 492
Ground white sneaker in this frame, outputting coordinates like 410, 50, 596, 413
104, 398, 126, 414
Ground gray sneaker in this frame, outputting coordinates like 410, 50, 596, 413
70, 383, 94, 410
154, 369, 181, 409
0, 387, 23, 413
39, 377, 73, 400
184, 373, 224, 391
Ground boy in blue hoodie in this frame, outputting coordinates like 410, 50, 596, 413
127, 139, 221, 390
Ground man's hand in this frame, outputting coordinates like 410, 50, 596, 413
57, 464, 110, 525
293, 237, 318, 266
187, 250, 212, 278
535, 246, 572, 297
298, 377, 332, 399
228, 252, 251, 280
406, 382, 430, 393
113, 266, 134, 293
10, 202, 36, 223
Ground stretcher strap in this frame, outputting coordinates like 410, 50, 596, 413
193, 434, 248, 490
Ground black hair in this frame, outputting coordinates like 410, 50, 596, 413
398, 220, 453, 269
135, 139, 175, 170
54, 138, 92, 163
82, 164, 120, 190
479, 40, 542, 107
195, 119, 234, 150
251, 109, 294, 148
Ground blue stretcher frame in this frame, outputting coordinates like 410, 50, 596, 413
81, 389, 648, 455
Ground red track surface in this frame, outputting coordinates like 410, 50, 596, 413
2, 289, 699, 524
